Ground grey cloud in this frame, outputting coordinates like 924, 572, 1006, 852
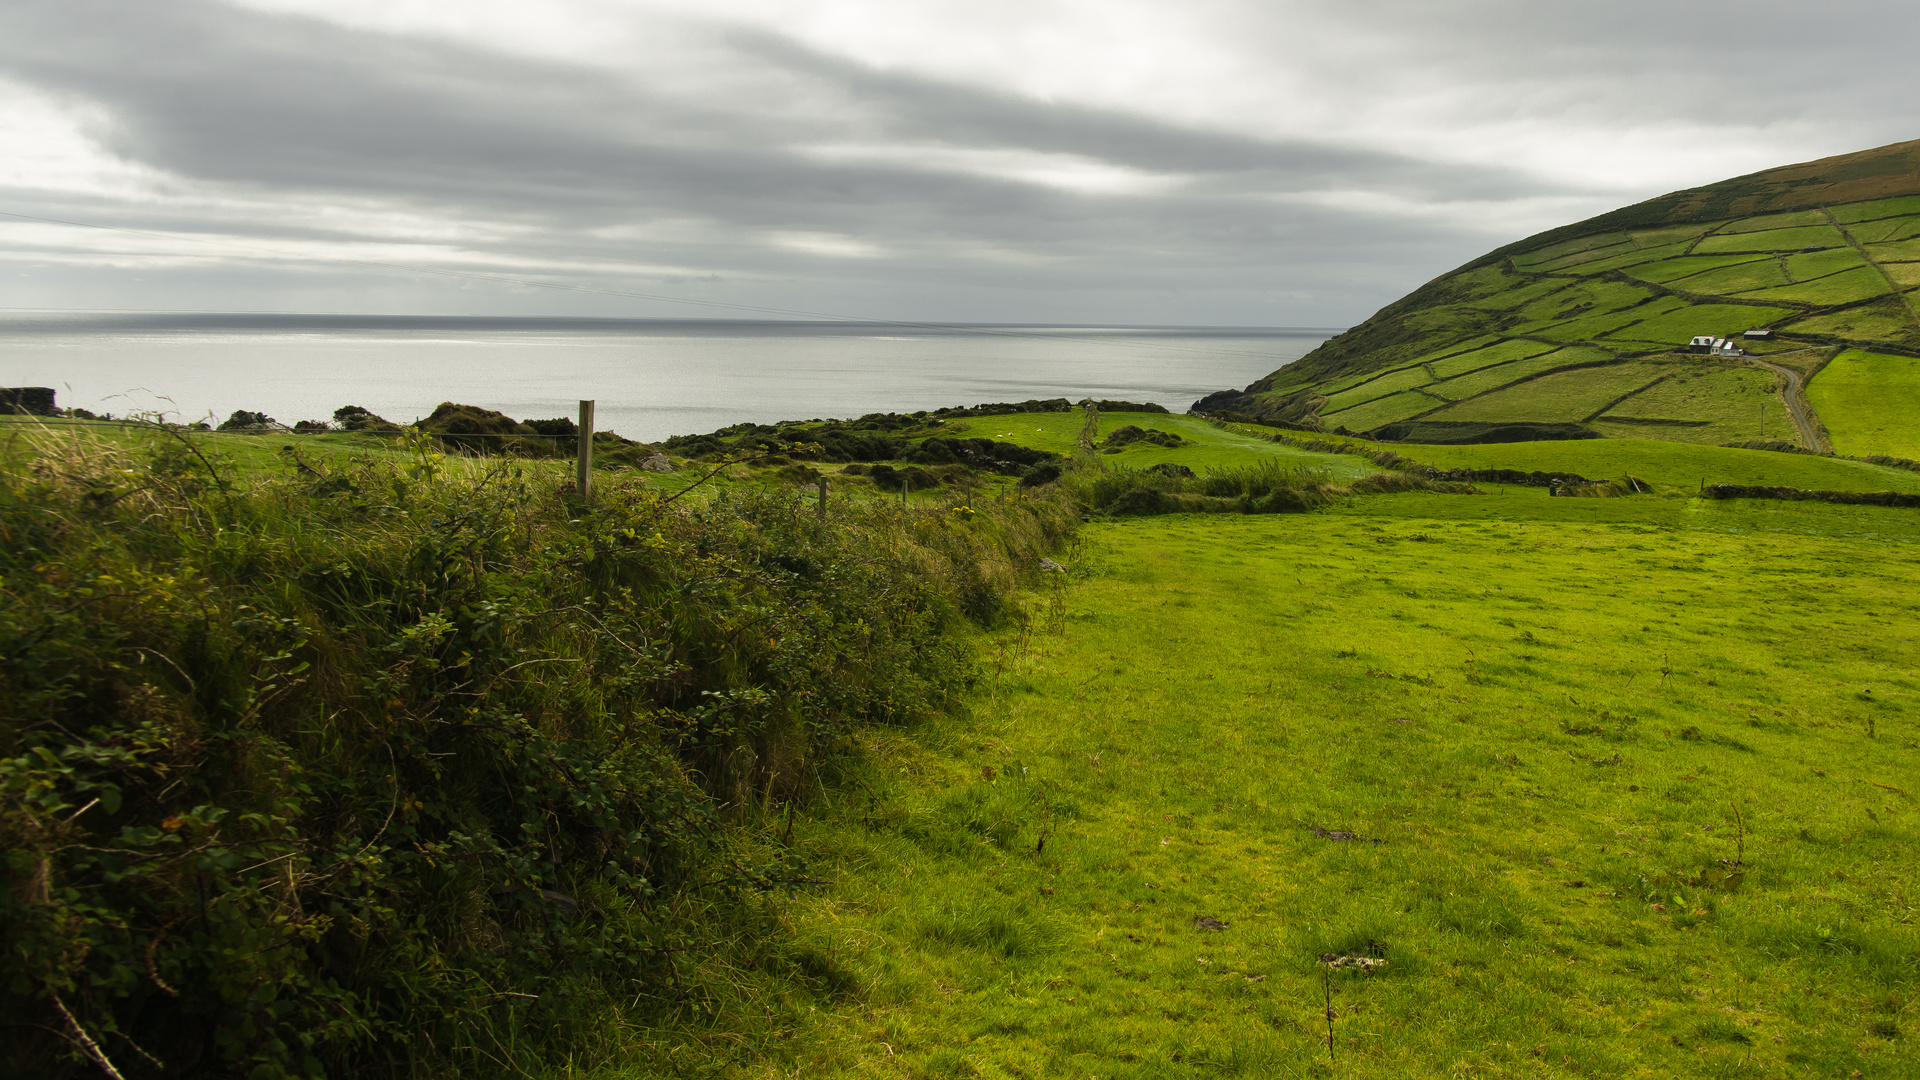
2, 0, 1816, 324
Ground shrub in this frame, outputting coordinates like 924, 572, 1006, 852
1018, 462, 1064, 488
0, 426, 1075, 1079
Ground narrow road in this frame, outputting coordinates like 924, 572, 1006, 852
1746, 354, 1824, 451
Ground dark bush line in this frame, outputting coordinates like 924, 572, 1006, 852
1, 433, 1076, 1079
1071, 459, 1477, 517
1703, 484, 1920, 507
932, 398, 1166, 417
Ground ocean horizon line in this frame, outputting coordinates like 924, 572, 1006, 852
0, 308, 1347, 336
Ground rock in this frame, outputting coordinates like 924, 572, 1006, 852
640, 453, 675, 472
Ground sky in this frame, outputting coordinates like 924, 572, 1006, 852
2, 0, 1917, 327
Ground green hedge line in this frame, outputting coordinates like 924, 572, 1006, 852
1, 429, 1074, 1079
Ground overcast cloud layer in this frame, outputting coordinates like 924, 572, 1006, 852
1, 0, 1916, 325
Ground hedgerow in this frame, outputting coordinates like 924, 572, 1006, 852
0, 427, 1074, 1078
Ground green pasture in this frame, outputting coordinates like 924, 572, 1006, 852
1627, 223, 1714, 249
1789, 301, 1920, 345
1482, 275, 1599, 314
1620, 253, 1771, 284
1887, 263, 1920, 288
1608, 303, 1793, 345
740, 498, 1918, 1079
1830, 195, 1920, 223
1425, 364, 1662, 425
1322, 391, 1446, 433
1744, 266, 1892, 307
1405, 334, 1502, 370
1692, 225, 1848, 254
1669, 257, 1790, 295
1427, 338, 1563, 379
1844, 215, 1920, 245
1532, 240, 1642, 273
1511, 279, 1650, 326
1808, 349, 1920, 459
1866, 237, 1920, 262
1385, 438, 1920, 493
938, 412, 1377, 480
1552, 240, 1692, 277
1427, 348, 1614, 403
1511, 231, 1633, 266
1536, 301, 1679, 343
1596, 364, 1783, 446
1717, 208, 1833, 233
1322, 365, 1445, 413
1787, 247, 1871, 280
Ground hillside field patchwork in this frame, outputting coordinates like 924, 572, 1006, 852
1198, 139, 1920, 456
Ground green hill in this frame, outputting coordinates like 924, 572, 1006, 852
1199, 138, 1920, 449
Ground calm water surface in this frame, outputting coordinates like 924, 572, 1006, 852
0, 313, 1334, 441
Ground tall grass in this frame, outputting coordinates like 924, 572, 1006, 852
0, 425, 1074, 1079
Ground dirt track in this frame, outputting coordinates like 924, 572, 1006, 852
1746, 354, 1824, 451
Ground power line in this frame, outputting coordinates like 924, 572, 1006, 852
0, 209, 1336, 362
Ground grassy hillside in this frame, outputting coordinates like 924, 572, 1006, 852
1199, 139, 1920, 452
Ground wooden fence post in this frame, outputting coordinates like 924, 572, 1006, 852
817, 475, 828, 518
577, 399, 595, 499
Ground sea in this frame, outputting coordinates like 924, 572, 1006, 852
0, 312, 1335, 442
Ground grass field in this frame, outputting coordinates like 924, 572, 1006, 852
1321, 391, 1448, 434
1789, 302, 1920, 346
1716, 208, 1834, 234
1552, 240, 1692, 277
722, 495, 1919, 1079
1622, 254, 1771, 284
1608, 304, 1794, 345
1353, 437, 1920, 493
1807, 349, 1920, 459
1844, 216, 1920, 245
1866, 237, 1920, 263
1322, 366, 1449, 413
1424, 364, 1662, 424
1512, 232, 1632, 266
1831, 195, 1920, 223
1428, 348, 1615, 403
1428, 339, 1564, 379
1596, 364, 1784, 446
1671, 258, 1790, 294
939, 412, 1379, 480
1742, 267, 1891, 307
1693, 225, 1849, 254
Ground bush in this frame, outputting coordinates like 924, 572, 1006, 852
216, 409, 278, 431
1067, 458, 1473, 517
0, 427, 1075, 1079
1018, 462, 1064, 488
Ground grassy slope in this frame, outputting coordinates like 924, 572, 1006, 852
1201, 139, 1920, 442
1808, 350, 1920, 458
725, 493, 1918, 1079
937, 412, 1381, 481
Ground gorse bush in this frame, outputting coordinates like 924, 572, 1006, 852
0, 427, 1074, 1079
